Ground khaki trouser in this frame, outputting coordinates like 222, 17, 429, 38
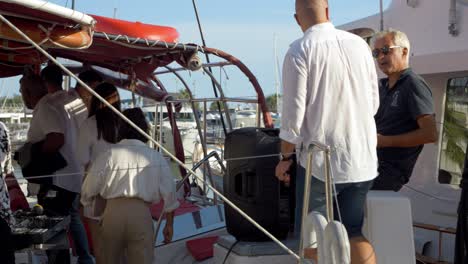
99, 197, 154, 264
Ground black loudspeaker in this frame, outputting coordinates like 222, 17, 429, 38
224, 127, 291, 241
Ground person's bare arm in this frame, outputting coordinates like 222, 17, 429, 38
163, 211, 175, 243
378, 114, 437, 147
275, 140, 295, 184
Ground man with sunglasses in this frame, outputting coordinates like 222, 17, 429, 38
275, 0, 379, 262
371, 30, 437, 191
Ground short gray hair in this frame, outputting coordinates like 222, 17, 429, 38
372, 29, 411, 55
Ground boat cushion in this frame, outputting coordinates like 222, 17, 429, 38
186, 236, 219, 261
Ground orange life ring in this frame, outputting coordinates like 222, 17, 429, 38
0, 16, 92, 49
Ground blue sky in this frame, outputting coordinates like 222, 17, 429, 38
1, 0, 390, 100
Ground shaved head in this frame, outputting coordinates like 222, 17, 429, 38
295, 0, 328, 10
295, 0, 329, 32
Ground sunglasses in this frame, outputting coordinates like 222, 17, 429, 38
372, 45, 402, 58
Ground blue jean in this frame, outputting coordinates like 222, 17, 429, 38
295, 165, 373, 238
70, 195, 94, 264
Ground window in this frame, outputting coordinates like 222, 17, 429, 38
439, 77, 468, 185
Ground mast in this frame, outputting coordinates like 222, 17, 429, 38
379, 0, 384, 30
273, 34, 282, 113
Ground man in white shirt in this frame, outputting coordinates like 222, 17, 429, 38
275, 0, 379, 262
40, 65, 94, 264
20, 73, 76, 263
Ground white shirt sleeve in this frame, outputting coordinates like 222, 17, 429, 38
279, 50, 308, 145
366, 48, 380, 114
155, 153, 180, 212
38, 103, 66, 135
80, 151, 109, 206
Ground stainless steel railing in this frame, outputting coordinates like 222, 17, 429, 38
298, 142, 335, 263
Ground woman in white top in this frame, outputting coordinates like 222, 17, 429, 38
77, 82, 121, 264
81, 108, 179, 264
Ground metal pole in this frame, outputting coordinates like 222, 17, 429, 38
191, 0, 228, 135
203, 101, 208, 196
298, 146, 315, 263
159, 104, 163, 153
151, 104, 158, 149
256, 103, 261, 127
324, 149, 333, 222
379, 0, 384, 31
202, 68, 233, 130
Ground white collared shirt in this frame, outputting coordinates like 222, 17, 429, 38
27, 91, 83, 192
81, 139, 180, 212
280, 22, 379, 183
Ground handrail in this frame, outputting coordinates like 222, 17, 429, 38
176, 151, 226, 191
414, 222, 456, 262
299, 142, 350, 263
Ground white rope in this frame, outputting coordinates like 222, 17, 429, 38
0, 13, 300, 261
37, 22, 92, 50
98, 30, 201, 52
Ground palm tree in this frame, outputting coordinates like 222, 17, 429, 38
440, 79, 468, 183
266, 94, 281, 113
177, 89, 200, 111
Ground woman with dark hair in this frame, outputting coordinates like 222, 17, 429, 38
119, 107, 149, 143
81, 107, 179, 264
77, 82, 121, 264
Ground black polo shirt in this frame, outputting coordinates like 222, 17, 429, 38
373, 68, 434, 190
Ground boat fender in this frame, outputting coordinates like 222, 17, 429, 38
187, 52, 202, 71
324, 220, 350, 264
304, 211, 328, 263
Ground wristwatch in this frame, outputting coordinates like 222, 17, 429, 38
280, 153, 293, 161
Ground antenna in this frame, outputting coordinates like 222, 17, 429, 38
113, 8, 117, 19
273, 34, 281, 113
379, 0, 384, 30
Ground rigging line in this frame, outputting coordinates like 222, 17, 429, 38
402, 185, 455, 203
191, 0, 227, 136
221, 152, 296, 162
6, 152, 298, 182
